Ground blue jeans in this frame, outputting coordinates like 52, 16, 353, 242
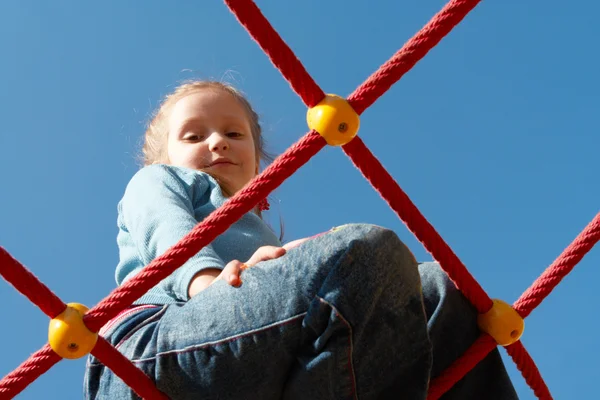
84, 224, 518, 399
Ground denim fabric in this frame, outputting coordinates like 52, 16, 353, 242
85, 224, 518, 399
115, 165, 282, 305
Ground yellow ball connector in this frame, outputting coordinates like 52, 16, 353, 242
307, 94, 360, 146
48, 303, 98, 359
477, 299, 524, 346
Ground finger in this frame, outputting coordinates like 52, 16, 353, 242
227, 260, 244, 286
216, 260, 244, 287
282, 237, 310, 251
245, 246, 278, 266
246, 246, 286, 267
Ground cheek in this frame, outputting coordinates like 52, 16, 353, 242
166, 143, 183, 164
244, 146, 258, 173
168, 142, 204, 166
166, 137, 178, 158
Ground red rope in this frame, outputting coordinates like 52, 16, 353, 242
347, 0, 482, 115
224, 0, 325, 108
83, 131, 327, 332
514, 212, 600, 318
0, 247, 66, 319
0, 1, 594, 398
505, 341, 553, 400
90, 337, 168, 400
342, 136, 493, 313
0, 345, 62, 399
427, 334, 496, 400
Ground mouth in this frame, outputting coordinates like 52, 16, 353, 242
207, 158, 236, 167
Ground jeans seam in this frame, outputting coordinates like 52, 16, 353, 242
316, 295, 358, 400
114, 306, 168, 350
128, 311, 308, 364
87, 306, 168, 367
99, 305, 161, 337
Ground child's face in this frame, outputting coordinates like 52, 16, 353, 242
167, 89, 258, 195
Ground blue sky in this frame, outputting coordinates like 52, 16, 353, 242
1, 1, 598, 398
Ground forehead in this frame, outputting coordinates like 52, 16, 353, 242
168, 89, 249, 127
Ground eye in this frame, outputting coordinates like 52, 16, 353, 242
183, 133, 203, 141
226, 131, 242, 138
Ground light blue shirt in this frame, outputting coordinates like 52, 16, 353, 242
115, 164, 281, 304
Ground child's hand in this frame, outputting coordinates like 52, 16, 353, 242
215, 245, 287, 287
188, 246, 286, 298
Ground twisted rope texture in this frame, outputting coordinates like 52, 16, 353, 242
91, 337, 168, 399
514, 212, 600, 318
224, 0, 324, 108
342, 136, 493, 313
348, 0, 482, 115
0, 345, 62, 399
0, 247, 65, 318
427, 335, 496, 400
83, 131, 326, 332
0, 0, 597, 398
505, 342, 553, 400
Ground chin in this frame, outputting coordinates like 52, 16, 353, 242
203, 172, 234, 195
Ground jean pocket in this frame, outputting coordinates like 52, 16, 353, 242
104, 306, 167, 349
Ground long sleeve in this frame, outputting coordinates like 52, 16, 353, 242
117, 164, 225, 301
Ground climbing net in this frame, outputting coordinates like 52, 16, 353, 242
0, 0, 598, 399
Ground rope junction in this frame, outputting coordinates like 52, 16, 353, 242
1, 1, 598, 398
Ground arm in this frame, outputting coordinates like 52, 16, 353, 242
188, 246, 288, 298
187, 268, 222, 298
119, 165, 225, 301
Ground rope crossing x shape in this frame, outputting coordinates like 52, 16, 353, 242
0, 1, 599, 399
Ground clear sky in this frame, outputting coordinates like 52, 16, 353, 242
1, 1, 598, 399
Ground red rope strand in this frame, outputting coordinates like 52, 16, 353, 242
0, 345, 62, 400
224, 0, 325, 108
0, 247, 66, 319
505, 342, 553, 400
427, 334, 496, 400
83, 131, 327, 332
348, 0, 483, 115
513, 212, 600, 318
0, 1, 594, 398
91, 337, 168, 400
342, 136, 493, 313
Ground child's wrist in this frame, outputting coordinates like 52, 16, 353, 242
188, 268, 221, 298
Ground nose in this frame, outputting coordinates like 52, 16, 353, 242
207, 132, 229, 152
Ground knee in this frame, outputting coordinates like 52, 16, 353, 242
333, 223, 419, 280
333, 223, 408, 251
318, 224, 426, 326
358, 222, 413, 246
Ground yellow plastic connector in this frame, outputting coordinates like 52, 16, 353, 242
48, 303, 98, 359
477, 299, 524, 346
307, 94, 360, 146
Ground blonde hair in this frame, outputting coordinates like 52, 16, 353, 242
139, 80, 281, 230
141, 80, 273, 168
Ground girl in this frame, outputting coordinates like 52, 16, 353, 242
84, 81, 518, 399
